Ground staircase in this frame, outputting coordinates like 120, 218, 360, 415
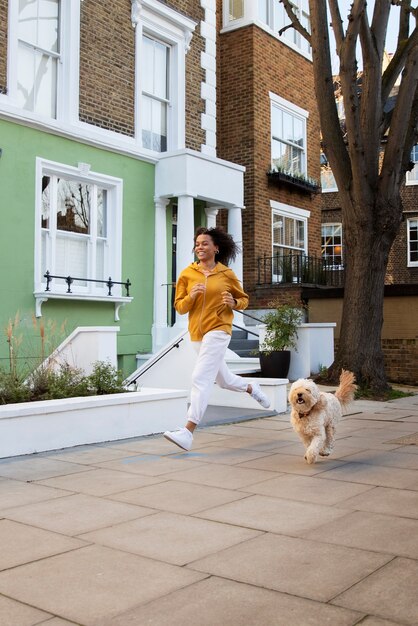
228, 328, 260, 357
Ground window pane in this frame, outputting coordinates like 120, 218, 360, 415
96, 239, 105, 282
142, 37, 154, 94
57, 179, 91, 235
38, 0, 59, 52
55, 234, 88, 286
229, 0, 244, 20
17, 44, 57, 117
97, 188, 107, 238
142, 95, 152, 149
19, 0, 59, 52
258, 0, 268, 22
282, 111, 293, 143
273, 214, 284, 244
41, 175, 51, 228
271, 106, 282, 137
154, 41, 168, 100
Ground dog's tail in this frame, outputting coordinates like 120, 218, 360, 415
335, 369, 357, 410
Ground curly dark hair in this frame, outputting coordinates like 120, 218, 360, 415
194, 227, 240, 266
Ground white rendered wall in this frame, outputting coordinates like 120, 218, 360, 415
43, 326, 119, 374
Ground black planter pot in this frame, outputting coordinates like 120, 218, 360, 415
259, 351, 291, 378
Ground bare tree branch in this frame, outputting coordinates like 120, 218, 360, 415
279, 0, 312, 44
328, 0, 345, 51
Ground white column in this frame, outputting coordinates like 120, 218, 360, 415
152, 196, 170, 350
227, 205, 244, 283
205, 206, 219, 228
175, 195, 196, 327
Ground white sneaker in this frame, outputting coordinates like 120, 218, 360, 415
163, 427, 193, 451
250, 383, 271, 409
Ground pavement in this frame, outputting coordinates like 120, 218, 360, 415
0, 392, 418, 625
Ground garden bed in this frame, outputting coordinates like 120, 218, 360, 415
0, 388, 187, 458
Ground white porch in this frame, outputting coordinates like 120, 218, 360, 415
152, 148, 245, 351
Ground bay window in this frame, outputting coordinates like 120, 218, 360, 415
35, 159, 123, 299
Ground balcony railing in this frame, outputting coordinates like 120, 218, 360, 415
257, 253, 345, 287
44, 271, 132, 296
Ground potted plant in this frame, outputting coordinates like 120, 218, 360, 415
258, 298, 305, 378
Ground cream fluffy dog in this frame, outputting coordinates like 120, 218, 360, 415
289, 370, 356, 464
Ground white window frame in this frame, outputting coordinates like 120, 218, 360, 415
3, 0, 80, 125
270, 92, 308, 176
222, 0, 312, 61
271, 200, 310, 282
406, 145, 418, 185
407, 218, 418, 267
34, 158, 131, 319
320, 152, 338, 192
321, 222, 343, 269
133, 0, 196, 154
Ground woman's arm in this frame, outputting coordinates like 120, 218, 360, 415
228, 272, 249, 310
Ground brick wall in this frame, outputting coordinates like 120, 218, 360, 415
79, 0, 135, 136
311, 295, 418, 385
321, 186, 418, 285
0, 1, 7, 94
79, 0, 205, 147
217, 18, 321, 306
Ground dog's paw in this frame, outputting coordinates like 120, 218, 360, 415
304, 450, 317, 464
319, 449, 331, 457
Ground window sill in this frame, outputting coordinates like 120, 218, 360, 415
34, 292, 133, 321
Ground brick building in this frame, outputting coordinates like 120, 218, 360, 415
216, 0, 322, 309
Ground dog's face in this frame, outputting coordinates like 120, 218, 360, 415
289, 379, 321, 414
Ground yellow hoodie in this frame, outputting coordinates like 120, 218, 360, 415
174, 262, 249, 341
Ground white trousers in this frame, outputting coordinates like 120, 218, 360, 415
187, 330, 249, 425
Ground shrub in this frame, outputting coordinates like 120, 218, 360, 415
87, 361, 126, 395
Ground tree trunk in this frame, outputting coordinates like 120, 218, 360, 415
328, 201, 400, 392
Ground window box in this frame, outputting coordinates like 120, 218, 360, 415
267, 170, 320, 194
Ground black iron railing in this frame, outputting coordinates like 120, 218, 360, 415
44, 271, 132, 296
257, 253, 345, 287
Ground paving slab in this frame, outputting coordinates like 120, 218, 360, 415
0, 593, 50, 625
35, 467, 163, 496
109, 479, 248, 514
0, 478, 69, 512
79, 511, 261, 566
337, 449, 418, 469
96, 455, 207, 476
0, 456, 91, 481
331, 557, 418, 625
304, 509, 418, 557
100, 576, 364, 626
202, 434, 293, 451
172, 445, 274, 465
238, 452, 346, 475
341, 485, 418, 518
188, 533, 391, 602
194, 494, 351, 535
3, 493, 154, 536
0, 545, 206, 626
239, 473, 374, 505
0, 519, 86, 570
166, 462, 279, 489
317, 461, 418, 489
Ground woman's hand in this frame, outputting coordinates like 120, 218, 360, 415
190, 283, 206, 300
222, 291, 237, 308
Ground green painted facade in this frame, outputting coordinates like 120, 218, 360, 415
0, 118, 156, 377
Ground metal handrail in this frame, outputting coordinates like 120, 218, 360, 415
129, 338, 184, 384
257, 252, 345, 287
44, 271, 131, 296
